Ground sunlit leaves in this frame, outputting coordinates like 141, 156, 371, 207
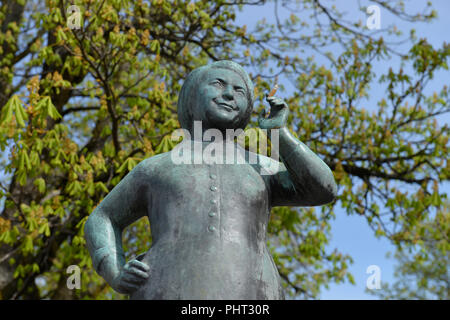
0, 95, 27, 127
154, 135, 175, 154
34, 178, 46, 194
116, 157, 139, 174
36, 96, 61, 120
370, 202, 449, 299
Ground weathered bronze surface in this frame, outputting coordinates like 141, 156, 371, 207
84, 60, 337, 299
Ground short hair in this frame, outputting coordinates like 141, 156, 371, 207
177, 60, 254, 133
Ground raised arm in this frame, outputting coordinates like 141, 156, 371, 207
259, 96, 337, 207
84, 160, 150, 294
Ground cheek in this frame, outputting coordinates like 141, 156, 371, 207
237, 96, 248, 110
203, 86, 220, 97
197, 88, 215, 109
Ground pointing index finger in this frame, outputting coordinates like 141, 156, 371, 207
267, 76, 279, 97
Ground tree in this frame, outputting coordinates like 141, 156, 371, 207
0, 0, 448, 299
368, 201, 449, 300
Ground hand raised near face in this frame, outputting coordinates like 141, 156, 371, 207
112, 259, 150, 294
258, 95, 289, 130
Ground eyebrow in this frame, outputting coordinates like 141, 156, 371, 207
213, 77, 226, 84
211, 77, 245, 90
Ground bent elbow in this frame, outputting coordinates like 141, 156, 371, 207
309, 161, 338, 205
322, 180, 338, 204
312, 173, 338, 206
321, 168, 338, 203
84, 208, 109, 242
84, 212, 98, 245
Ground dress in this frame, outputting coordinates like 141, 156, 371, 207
130, 141, 284, 299
85, 137, 337, 300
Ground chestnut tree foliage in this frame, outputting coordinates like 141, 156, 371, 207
0, 0, 448, 299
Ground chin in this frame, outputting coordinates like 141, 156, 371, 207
205, 111, 240, 130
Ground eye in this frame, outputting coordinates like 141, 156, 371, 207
235, 88, 246, 95
210, 80, 223, 87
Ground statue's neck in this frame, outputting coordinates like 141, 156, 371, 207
187, 137, 239, 148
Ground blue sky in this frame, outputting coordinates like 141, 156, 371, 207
235, 0, 449, 299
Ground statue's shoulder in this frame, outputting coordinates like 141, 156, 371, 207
246, 150, 284, 176
134, 152, 173, 174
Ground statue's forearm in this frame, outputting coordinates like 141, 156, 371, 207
273, 127, 337, 205
84, 210, 125, 285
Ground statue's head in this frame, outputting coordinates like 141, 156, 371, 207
177, 60, 254, 134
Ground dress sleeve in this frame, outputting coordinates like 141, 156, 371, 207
258, 130, 337, 208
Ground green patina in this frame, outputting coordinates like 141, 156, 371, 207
84, 61, 337, 299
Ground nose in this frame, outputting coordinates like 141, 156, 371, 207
222, 85, 234, 100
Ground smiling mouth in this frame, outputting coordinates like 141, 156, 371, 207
217, 102, 237, 111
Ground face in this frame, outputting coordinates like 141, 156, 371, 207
192, 68, 249, 132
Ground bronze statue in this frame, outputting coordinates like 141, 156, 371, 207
84, 60, 337, 299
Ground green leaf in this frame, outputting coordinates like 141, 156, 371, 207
17, 171, 27, 186
22, 235, 33, 253
0, 99, 14, 123
32, 263, 40, 273
0, 94, 27, 126
36, 96, 61, 119
117, 157, 138, 173
95, 182, 109, 194
431, 192, 441, 206
155, 135, 173, 154
34, 178, 46, 194
38, 222, 51, 237
18, 150, 31, 171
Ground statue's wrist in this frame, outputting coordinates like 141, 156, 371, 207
265, 125, 287, 139
267, 126, 289, 145
110, 273, 123, 292
94, 249, 123, 286
102, 262, 122, 288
